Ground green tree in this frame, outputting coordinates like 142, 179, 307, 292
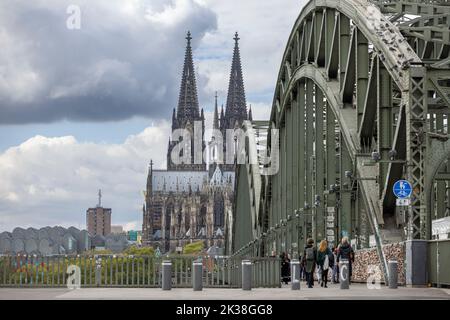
183, 241, 204, 254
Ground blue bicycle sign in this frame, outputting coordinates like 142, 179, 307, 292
393, 180, 412, 199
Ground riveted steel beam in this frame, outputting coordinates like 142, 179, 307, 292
306, 79, 314, 240
315, 87, 326, 240
358, 55, 378, 142
407, 66, 429, 239
298, 82, 306, 250
326, 11, 339, 79
315, 9, 326, 67
356, 30, 369, 128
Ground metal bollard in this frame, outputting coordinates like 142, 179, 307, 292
193, 261, 203, 291
388, 260, 398, 289
241, 260, 252, 290
291, 259, 300, 290
162, 260, 172, 290
339, 259, 350, 289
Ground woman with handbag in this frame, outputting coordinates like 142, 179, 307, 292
317, 239, 332, 288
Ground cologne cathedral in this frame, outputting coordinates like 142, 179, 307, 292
142, 32, 251, 253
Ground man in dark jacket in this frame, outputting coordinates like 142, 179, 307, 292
301, 238, 317, 288
336, 237, 355, 281
280, 252, 291, 285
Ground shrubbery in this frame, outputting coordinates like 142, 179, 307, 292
123, 246, 154, 256
183, 241, 204, 254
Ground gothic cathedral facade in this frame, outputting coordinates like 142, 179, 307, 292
142, 32, 251, 253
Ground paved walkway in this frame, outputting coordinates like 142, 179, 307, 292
0, 283, 449, 300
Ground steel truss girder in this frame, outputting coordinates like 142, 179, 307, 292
232, 2, 450, 287
407, 67, 428, 239
264, 0, 425, 280
275, 63, 390, 281
373, 0, 450, 16
372, 0, 450, 60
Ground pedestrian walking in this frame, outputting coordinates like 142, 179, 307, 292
299, 254, 306, 281
317, 239, 333, 288
331, 246, 339, 283
280, 252, 291, 285
301, 238, 317, 288
336, 236, 355, 283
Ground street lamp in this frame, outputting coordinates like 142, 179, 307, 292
388, 149, 397, 161
369, 149, 405, 164
371, 150, 381, 162
314, 195, 321, 207
344, 170, 378, 182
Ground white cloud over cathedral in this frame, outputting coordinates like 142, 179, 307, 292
0, 122, 170, 231
0, 0, 303, 230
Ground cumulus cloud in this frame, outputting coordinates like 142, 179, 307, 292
0, 121, 171, 231
0, 0, 217, 124
196, 0, 304, 103
0, 0, 304, 231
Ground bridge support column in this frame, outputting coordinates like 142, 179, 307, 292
406, 66, 428, 240
405, 240, 428, 287
297, 82, 306, 250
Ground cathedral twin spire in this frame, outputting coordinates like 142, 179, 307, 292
223, 32, 248, 130
175, 31, 201, 127
168, 31, 249, 171
168, 31, 205, 171
175, 30, 248, 131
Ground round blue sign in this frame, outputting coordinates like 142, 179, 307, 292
393, 180, 412, 199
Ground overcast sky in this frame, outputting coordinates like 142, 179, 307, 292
0, 0, 304, 232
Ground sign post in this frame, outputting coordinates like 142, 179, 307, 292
393, 180, 412, 229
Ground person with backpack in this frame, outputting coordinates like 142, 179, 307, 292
316, 239, 333, 288
336, 236, 355, 282
301, 238, 317, 288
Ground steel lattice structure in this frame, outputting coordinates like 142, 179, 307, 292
230, 0, 450, 281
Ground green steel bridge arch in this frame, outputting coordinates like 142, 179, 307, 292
230, 0, 450, 283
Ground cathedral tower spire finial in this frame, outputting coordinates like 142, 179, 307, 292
221, 32, 248, 170
213, 92, 219, 130
167, 32, 206, 171
176, 31, 200, 122
146, 159, 153, 194
224, 31, 247, 123
186, 30, 192, 43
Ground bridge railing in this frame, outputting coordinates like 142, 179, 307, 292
0, 254, 281, 288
